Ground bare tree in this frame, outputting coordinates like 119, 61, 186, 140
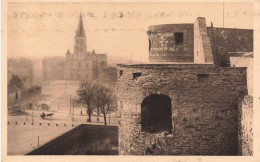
93, 85, 117, 126
9, 74, 25, 90
76, 81, 96, 122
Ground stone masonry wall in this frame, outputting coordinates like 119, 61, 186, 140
148, 24, 194, 62
117, 64, 247, 155
230, 57, 253, 96
238, 95, 253, 155
207, 27, 253, 53
207, 27, 253, 65
194, 18, 214, 64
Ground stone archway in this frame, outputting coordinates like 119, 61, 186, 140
141, 94, 172, 133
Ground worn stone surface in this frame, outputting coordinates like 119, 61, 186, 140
207, 27, 253, 53
207, 27, 253, 66
230, 57, 253, 96
194, 17, 214, 63
238, 95, 253, 156
117, 64, 247, 155
148, 24, 194, 62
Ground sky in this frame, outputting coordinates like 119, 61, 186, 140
7, 2, 254, 64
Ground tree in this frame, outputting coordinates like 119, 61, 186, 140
93, 85, 117, 126
9, 74, 24, 89
76, 81, 96, 122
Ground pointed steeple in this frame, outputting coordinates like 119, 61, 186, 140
92, 49, 96, 55
75, 12, 85, 37
66, 49, 71, 55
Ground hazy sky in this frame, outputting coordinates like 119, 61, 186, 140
7, 2, 253, 64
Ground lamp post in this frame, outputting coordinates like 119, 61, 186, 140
70, 94, 71, 114
97, 108, 99, 121
32, 109, 34, 124
72, 100, 74, 122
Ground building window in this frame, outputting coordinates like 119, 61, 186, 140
119, 70, 123, 76
132, 72, 142, 79
197, 74, 210, 82
78, 62, 80, 67
141, 94, 172, 133
221, 61, 230, 67
174, 32, 184, 45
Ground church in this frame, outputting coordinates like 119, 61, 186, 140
64, 13, 107, 80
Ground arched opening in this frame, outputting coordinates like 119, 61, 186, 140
141, 94, 172, 133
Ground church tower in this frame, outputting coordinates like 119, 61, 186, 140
74, 12, 87, 55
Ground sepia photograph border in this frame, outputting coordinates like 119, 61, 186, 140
1, 0, 260, 161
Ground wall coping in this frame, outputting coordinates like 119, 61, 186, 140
117, 64, 247, 70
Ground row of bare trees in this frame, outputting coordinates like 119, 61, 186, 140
75, 81, 117, 126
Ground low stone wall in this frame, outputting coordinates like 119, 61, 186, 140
27, 124, 118, 155
117, 64, 247, 155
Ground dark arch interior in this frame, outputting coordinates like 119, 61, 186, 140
141, 94, 172, 133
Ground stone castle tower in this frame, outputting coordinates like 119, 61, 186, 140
64, 13, 108, 80
117, 17, 252, 155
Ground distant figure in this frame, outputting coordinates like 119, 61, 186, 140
40, 112, 46, 119
81, 110, 82, 115
46, 113, 54, 117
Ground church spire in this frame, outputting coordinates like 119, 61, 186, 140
74, 12, 87, 55
92, 49, 96, 55
75, 12, 85, 37
66, 49, 71, 55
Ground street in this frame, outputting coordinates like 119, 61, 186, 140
7, 80, 118, 155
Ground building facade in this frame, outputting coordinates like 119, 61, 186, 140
64, 13, 107, 80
